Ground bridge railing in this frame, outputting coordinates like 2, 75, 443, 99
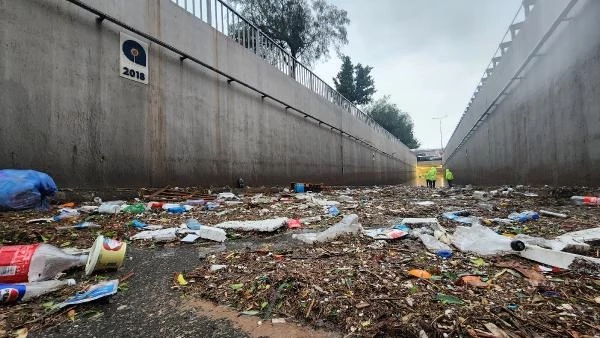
171, 0, 410, 151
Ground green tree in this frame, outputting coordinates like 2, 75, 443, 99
333, 56, 376, 105
366, 96, 420, 149
231, 0, 350, 67
333, 56, 355, 102
353, 63, 376, 105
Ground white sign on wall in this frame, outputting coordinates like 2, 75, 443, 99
119, 32, 148, 84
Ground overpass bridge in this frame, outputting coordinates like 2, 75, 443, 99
0, 0, 416, 188
444, 0, 600, 186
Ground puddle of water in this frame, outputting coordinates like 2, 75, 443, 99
182, 299, 341, 338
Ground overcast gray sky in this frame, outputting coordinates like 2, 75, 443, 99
313, 0, 522, 149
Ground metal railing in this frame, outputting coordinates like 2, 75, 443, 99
61, 0, 414, 166
171, 0, 410, 151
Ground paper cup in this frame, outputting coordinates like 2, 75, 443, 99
85, 235, 127, 275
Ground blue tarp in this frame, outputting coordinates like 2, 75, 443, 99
0, 170, 57, 210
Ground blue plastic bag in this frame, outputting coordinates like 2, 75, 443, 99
0, 170, 57, 210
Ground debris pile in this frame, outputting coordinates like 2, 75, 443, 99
0, 179, 599, 336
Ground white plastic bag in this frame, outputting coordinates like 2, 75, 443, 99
418, 233, 452, 252
451, 224, 513, 256
293, 214, 362, 244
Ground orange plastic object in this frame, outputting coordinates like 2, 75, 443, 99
408, 269, 432, 279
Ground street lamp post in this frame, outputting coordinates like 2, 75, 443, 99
432, 115, 448, 154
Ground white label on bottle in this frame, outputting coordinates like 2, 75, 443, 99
0, 266, 17, 276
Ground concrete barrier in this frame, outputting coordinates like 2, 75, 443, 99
0, 0, 416, 188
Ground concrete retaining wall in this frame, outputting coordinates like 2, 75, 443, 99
0, 0, 415, 188
444, 0, 600, 186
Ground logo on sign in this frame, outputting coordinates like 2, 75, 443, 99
120, 32, 148, 84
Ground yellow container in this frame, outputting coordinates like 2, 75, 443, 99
85, 235, 127, 275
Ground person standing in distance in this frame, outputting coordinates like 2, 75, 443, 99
445, 168, 455, 188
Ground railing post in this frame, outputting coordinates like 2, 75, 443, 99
206, 0, 212, 26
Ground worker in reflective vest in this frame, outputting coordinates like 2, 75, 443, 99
426, 167, 437, 188
445, 168, 455, 188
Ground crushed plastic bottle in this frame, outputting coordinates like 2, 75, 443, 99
0, 244, 88, 283
328, 206, 340, 216
571, 196, 600, 206
185, 218, 203, 230
53, 208, 80, 222
0, 279, 76, 304
508, 211, 539, 223
205, 202, 220, 211
122, 203, 147, 214
98, 202, 123, 214
418, 233, 452, 253
57, 222, 101, 230
167, 205, 186, 214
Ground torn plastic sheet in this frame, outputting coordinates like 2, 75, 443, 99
418, 233, 452, 253
514, 227, 600, 252
364, 228, 408, 240
293, 214, 362, 244
452, 224, 514, 256
519, 245, 600, 271
452, 225, 600, 272
443, 211, 478, 225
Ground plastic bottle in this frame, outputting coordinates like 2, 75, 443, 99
0, 279, 76, 304
0, 244, 88, 283
328, 206, 340, 216
147, 201, 165, 210
98, 203, 121, 214
185, 199, 205, 207
122, 203, 147, 214
167, 205, 186, 214
186, 218, 203, 230
571, 196, 600, 206
57, 222, 101, 230
205, 202, 219, 211
539, 210, 567, 218
53, 209, 80, 221
185, 219, 227, 242
508, 211, 539, 223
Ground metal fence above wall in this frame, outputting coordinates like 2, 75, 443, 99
171, 0, 410, 151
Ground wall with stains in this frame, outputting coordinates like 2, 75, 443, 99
444, 0, 600, 186
0, 0, 415, 188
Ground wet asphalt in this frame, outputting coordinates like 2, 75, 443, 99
35, 245, 248, 338
34, 233, 303, 338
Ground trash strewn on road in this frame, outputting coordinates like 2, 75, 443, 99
0, 184, 599, 336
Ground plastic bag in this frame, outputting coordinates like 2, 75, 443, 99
451, 224, 513, 256
418, 233, 452, 252
0, 170, 57, 210
293, 214, 362, 244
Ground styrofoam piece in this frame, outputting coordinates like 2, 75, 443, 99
514, 227, 600, 252
519, 245, 600, 270
214, 217, 288, 232
130, 228, 178, 242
